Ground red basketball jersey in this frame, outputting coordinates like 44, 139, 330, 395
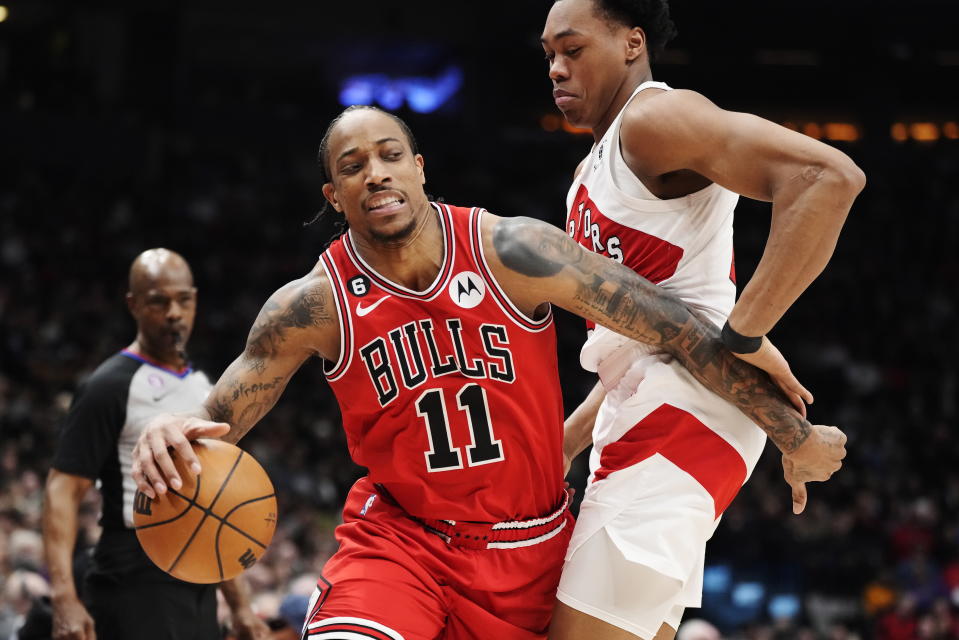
320, 204, 565, 522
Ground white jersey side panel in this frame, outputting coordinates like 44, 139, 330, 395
566, 81, 739, 374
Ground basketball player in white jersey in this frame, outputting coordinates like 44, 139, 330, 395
541, 1, 866, 638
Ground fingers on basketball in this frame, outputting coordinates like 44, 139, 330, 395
133, 439, 278, 584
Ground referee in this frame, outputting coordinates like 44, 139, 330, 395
39, 249, 268, 640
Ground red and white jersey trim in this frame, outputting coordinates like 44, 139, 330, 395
469, 208, 553, 333
321, 252, 354, 381
343, 202, 455, 301
306, 616, 405, 640
492, 489, 569, 530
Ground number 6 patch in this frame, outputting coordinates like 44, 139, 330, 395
348, 275, 371, 297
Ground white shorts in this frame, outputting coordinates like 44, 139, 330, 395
558, 352, 767, 637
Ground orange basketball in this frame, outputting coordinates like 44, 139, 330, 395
133, 439, 278, 584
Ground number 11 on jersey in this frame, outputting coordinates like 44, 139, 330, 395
417, 383, 505, 472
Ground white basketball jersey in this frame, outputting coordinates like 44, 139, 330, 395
566, 81, 739, 375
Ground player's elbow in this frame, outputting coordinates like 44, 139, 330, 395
818, 153, 866, 203
833, 157, 866, 198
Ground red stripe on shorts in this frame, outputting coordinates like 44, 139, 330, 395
593, 403, 747, 518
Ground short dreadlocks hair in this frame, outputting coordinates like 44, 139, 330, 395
586, 0, 678, 62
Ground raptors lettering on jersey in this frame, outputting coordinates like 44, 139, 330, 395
567, 184, 684, 284
319, 203, 566, 523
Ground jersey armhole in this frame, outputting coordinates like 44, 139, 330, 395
319, 253, 354, 380
469, 208, 554, 333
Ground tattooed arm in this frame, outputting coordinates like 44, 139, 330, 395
131, 267, 340, 499
483, 214, 845, 511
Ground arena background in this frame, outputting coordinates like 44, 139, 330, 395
2, 0, 958, 637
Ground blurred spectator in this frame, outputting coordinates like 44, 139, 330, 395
876, 594, 918, 640
678, 618, 722, 640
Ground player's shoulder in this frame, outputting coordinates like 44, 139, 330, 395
621, 88, 717, 134
257, 262, 339, 339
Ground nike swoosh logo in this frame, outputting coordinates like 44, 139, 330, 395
356, 296, 391, 317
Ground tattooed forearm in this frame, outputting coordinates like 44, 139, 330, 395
493, 217, 811, 453
246, 282, 332, 373
671, 318, 811, 452
230, 377, 284, 402
207, 393, 234, 424
203, 363, 296, 445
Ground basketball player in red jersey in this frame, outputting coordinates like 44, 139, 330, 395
130, 106, 845, 640
541, 1, 865, 638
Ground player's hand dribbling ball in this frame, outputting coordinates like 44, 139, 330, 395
133, 439, 277, 583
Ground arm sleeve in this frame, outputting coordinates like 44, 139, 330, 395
51, 364, 132, 479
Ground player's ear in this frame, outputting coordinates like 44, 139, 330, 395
415, 154, 426, 185
322, 182, 343, 213
625, 27, 646, 63
125, 291, 136, 314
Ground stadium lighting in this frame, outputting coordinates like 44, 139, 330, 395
338, 67, 463, 114
540, 114, 560, 132
802, 123, 822, 139
824, 123, 860, 142
910, 122, 940, 142
0, 6, 9, 23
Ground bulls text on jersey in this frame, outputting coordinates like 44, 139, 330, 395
358, 319, 515, 407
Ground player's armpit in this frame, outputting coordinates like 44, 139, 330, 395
486, 215, 815, 456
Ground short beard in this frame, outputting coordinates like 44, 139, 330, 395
369, 216, 418, 244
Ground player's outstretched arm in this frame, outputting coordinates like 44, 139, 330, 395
620, 90, 864, 413
132, 270, 339, 499
486, 215, 845, 508
620, 89, 866, 338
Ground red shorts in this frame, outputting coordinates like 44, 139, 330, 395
303, 477, 573, 640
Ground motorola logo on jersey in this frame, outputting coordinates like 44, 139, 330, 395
359, 318, 515, 407
448, 271, 485, 309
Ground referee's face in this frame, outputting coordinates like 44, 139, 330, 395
129, 269, 197, 365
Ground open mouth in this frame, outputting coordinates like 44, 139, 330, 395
366, 193, 406, 215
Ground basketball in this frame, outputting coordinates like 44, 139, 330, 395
133, 439, 278, 584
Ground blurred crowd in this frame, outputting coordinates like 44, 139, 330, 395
1, 100, 958, 638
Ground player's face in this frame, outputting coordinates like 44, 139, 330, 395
322, 110, 429, 244
542, 0, 636, 130
128, 270, 197, 362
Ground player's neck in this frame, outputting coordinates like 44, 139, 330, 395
352, 203, 444, 291
592, 68, 654, 142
